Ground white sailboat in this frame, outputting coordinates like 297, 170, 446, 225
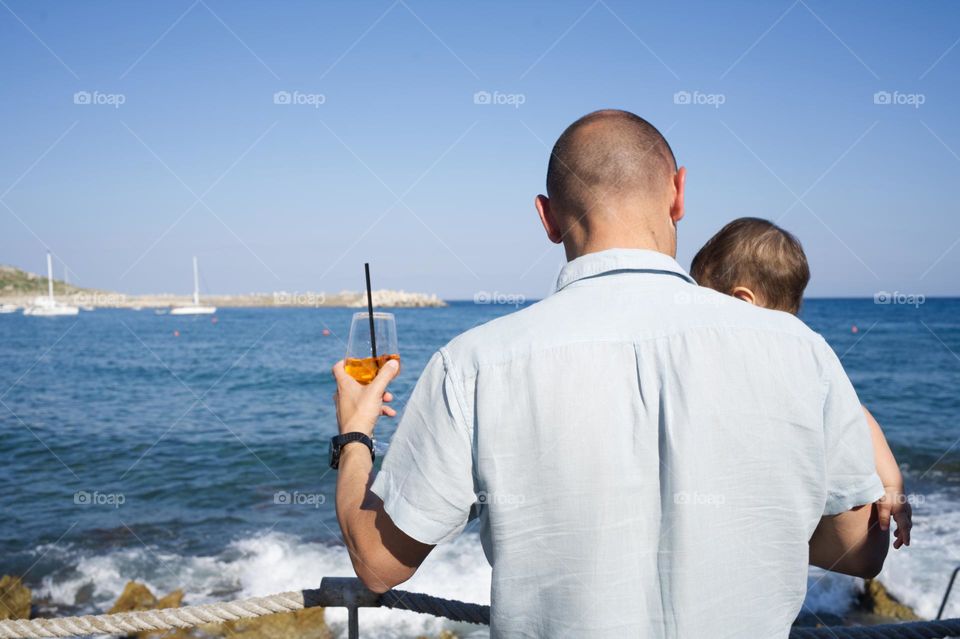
23, 253, 80, 317
170, 256, 216, 315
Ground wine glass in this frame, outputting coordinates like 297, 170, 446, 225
344, 311, 399, 385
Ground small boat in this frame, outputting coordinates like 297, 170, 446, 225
81, 306, 95, 312
23, 253, 79, 317
0, 304, 18, 314
170, 256, 217, 316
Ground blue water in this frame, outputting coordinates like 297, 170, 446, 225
1, 299, 959, 634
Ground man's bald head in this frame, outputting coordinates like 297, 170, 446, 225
546, 110, 677, 220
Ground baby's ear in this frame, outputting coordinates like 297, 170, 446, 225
731, 286, 758, 306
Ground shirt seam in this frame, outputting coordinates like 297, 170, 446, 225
438, 346, 472, 436
557, 267, 696, 291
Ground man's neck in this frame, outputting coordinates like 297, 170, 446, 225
564, 236, 676, 262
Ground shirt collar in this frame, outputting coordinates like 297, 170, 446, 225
554, 248, 696, 292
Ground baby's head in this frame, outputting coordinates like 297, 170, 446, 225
690, 217, 810, 315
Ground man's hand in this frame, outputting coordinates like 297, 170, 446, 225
332, 359, 399, 436
332, 357, 433, 593
878, 485, 913, 549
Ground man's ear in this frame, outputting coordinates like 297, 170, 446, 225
536, 195, 563, 244
670, 166, 686, 225
732, 286, 757, 306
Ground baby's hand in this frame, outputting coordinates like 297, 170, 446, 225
877, 486, 912, 549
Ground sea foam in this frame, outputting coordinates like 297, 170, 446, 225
33, 511, 960, 638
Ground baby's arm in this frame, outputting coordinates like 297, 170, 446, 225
863, 406, 912, 549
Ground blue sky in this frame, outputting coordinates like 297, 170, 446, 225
1, 0, 958, 299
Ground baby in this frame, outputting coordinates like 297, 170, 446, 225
691, 217, 912, 549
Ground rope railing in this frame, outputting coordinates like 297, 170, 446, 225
0, 577, 958, 639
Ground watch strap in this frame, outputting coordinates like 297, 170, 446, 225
330, 432, 375, 469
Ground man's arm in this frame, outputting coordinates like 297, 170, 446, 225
809, 503, 889, 579
332, 359, 433, 593
336, 442, 433, 592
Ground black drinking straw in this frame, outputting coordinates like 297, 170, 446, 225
364, 263, 377, 359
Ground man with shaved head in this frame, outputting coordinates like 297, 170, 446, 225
542, 109, 683, 259
331, 109, 887, 637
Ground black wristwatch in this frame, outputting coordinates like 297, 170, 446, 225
329, 432, 375, 469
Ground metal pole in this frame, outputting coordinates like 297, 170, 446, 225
47, 252, 54, 300
937, 565, 960, 619
348, 606, 359, 639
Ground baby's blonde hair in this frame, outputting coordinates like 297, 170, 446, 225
691, 217, 810, 315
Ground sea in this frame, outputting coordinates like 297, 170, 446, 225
1, 299, 959, 637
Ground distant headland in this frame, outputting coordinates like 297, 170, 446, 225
0, 265, 446, 309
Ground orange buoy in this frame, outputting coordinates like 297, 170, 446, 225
851, 325, 859, 334
174, 330, 180, 337
322, 328, 331, 336
211, 317, 218, 324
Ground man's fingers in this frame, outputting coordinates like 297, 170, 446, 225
368, 359, 400, 395
383, 392, 394, 403
381, 406, 397, 417
332, 360, 348, 382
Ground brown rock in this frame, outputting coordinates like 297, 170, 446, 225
105, 582, 330, 639
218, 607, 331, 639
156, 589, 184, 610
0, 575, 31, 620
107, 582, 190, 639
415, 631, 460, 639
858, 579, 921, 621
109, 581, 158, 613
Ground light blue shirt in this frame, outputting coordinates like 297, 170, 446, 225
372, 248, 883, 638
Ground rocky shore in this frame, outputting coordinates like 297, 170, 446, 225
0, 265, 446, 309
0, 574, 929, 638
0, 289, 445, 309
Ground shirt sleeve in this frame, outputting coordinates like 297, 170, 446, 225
370, 349, 476, 545
819, 342, 885, 516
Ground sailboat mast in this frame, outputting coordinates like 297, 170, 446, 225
47, 252, 54, 300
192, 256, 200, 306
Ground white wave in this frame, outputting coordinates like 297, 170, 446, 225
874, 491, 960, 619
36, 531, 491, 639
33, 498, 960, 637
804, 569, 861, 617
